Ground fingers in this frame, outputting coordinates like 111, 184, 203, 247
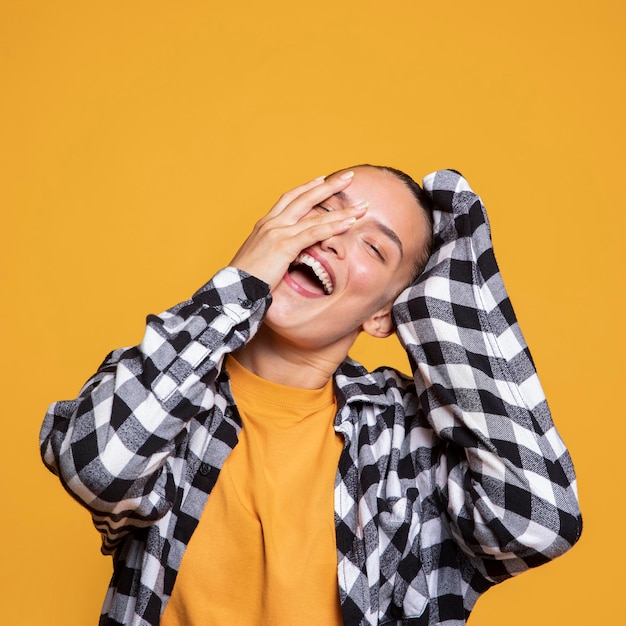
230, 197, 368, 290
265, 170, 356, 221
265, 176, 327, 218
230, 168, 367, 290
279, 199, 368, 252
282, 170, 357, 223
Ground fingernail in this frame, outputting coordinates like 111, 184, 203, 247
340, 171, 355, 180
313, 176, 326, 182
353, 200, 369, 210
345, 216, 357, 226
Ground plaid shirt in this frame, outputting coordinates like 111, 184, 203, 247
40, 170, 581, 626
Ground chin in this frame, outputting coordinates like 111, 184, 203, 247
262, 304, 302, 335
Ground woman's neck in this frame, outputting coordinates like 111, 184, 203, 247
234, 325, 356, 389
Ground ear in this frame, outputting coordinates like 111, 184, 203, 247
361, 304, 394, 339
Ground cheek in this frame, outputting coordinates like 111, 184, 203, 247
349, 263, 395, 309
349, 251, 392, 287
348, 261, 381, 293
351, 259, 410, 309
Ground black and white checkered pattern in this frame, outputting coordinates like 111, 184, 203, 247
40, 171, 581, 625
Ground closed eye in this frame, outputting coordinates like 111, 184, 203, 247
315, 203, 332, 212
368, 242, 385, 262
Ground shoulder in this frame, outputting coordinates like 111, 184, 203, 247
334, 359, 440, 478
334, 358, 417, 411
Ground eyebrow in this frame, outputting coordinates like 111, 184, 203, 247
333, 190, 404, 258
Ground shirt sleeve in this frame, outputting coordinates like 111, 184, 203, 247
40, 267, 270, 549
392, 170, 582, 583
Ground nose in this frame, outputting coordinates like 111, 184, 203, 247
320, 232, 346, 258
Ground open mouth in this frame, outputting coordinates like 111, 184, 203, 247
288, 252, 334, 296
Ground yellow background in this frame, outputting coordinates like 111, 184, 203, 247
1, 1, 624, 624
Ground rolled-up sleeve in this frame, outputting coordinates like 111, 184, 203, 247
393, 170, 582, 582
40, 267, 270, 549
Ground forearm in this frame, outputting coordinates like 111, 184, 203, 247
40, 267, 270, 525
425, 372, 581, 578
394, 169, 581, 580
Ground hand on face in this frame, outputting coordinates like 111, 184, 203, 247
229, 172, 368, 291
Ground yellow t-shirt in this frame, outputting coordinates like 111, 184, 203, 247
162, 356, 344, 626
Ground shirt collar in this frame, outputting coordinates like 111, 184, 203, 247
333, 357, 397, 410
218, 355, 398, 425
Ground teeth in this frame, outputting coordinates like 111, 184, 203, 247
293, 252, 333, 295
